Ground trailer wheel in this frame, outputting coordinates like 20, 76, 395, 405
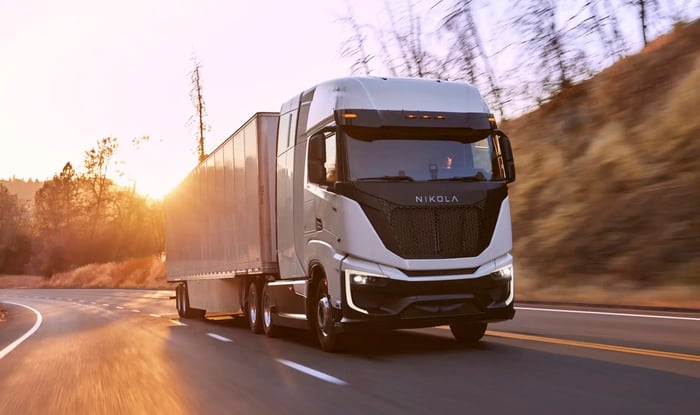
313, 278, 340, 352
178, 283, 205, 319
261, 282, 279, 338
450, 321, 487, 342
247, 280, 263, 334
175, 284, 185, 318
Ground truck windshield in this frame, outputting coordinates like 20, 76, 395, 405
344, 131, 501, 182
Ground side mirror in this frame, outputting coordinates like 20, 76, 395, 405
496, 130, 516, 183
308, 134, 327, 185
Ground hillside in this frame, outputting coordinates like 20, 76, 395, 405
503, 20, 700, 293
0, 178, 43, 204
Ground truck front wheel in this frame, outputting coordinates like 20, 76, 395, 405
314, 278, 340, 352
450, 321, 487, 342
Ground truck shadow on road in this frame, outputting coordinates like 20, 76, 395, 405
203, 315, 497, 358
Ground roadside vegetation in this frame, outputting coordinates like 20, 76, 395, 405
0, 138, 163, 277
504, 20, 700, 301
0, 256, 168, 290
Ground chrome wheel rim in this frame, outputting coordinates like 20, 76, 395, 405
317, 296, 331, 337
263, 292, 271, 328
248, 286, 257, 325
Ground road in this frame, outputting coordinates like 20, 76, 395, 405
1, 288, 699, 414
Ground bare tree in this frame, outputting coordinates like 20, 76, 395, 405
441, 0, 505, 116
339, 0, 446, 79
579, 0, 628, 64
189, 57, 209, 163
339, 6, 374, 76
510, 0, 592, 101
629, 0, 648, 46
83, 137, 119, 243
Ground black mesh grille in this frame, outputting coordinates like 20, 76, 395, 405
378, 199, 486, 259
335, 181, 506, 261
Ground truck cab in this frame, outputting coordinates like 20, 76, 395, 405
270, 77, 515, 351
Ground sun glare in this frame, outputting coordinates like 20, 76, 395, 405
134, 177, 175, 200
117, 139, 192, 201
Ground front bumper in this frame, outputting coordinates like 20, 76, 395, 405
337, 273, 515, 332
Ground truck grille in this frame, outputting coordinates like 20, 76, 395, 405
376, 199, 486, 259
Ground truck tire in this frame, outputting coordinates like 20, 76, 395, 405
313, 278, 341, 352
261, 282, 279, 338
178, 283, 205, 319
450, 321, 487, 342
176, 284, 185, 318
247, 280, 263, 334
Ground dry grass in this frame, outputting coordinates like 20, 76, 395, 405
0, 256, 170, 290
516, 268, 700, 310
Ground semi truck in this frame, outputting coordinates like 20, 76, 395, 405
165, 76, 516, 352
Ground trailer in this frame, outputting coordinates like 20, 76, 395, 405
165, 113, 278, 321
165, 77, 516, 351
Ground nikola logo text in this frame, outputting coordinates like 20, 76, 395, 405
415, 195, 460, 203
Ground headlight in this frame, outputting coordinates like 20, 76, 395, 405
492, 264, 513, 280
346, 269, 388, 287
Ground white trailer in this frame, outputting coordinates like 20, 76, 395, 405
165, 77, 516, 351
166, 113, 278, 321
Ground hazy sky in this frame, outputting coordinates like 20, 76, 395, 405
0, 0, 385, 197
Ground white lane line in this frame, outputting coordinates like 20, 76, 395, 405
131, 309, 140, 313
516, 306, 700, 321
206, 333, 233, 342
149, 313, 161, 318
102, 304, 110, 307
116, 306, 124, 310
0, 302, 43, 360
170, 319, 187, 326
276, 359, 349, 386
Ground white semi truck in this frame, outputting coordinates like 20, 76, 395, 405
165, 77, 516, 352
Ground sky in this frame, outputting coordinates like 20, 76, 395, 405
0, 0, 382, 197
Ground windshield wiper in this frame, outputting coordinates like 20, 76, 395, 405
357, 175, 415, 182
429, 175, 486, 182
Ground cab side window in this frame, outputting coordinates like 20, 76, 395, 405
324, 134, 337, 183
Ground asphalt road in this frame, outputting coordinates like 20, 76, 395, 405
1, 288, 698, 415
